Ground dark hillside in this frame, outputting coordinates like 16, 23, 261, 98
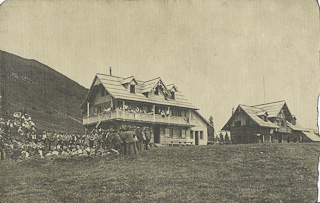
0, 50, 88, 133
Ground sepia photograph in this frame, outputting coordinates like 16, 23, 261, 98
0, 0, 319, 202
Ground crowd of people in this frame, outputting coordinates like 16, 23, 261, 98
102, 104, 171, 117
0, 112, 155, 161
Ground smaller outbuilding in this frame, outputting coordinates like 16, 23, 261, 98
222, 100, 319, 144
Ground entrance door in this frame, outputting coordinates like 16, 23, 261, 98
154, 126, 160, 144
195, 131, 199, 145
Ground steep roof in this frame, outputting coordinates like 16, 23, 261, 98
251, 100, 287, 118
194, 111, 212, 127
121, 76, 137, 85
80, 73, 197, 109
302, 131, 320, 142
240, 105, 279, 128
166, 84, 178, 91
222, 105, 279, 130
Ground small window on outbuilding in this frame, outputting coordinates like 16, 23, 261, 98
235, 121, 241, 127
245, 119, 250, 126
101, 89, 105, 97
130, 85, 135, 93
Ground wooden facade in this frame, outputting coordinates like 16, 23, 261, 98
80, 73, 209, 146
222, 101, 319, 144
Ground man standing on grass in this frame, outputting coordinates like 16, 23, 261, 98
135, 126, 144, 152
145, 127, 151, 150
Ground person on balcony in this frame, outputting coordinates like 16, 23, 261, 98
103, 107, 111, 113
166, 109, 170, 117
161, 110, 166, 118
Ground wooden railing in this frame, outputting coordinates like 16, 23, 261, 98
278, 127, 292, 133
83, 110, 192, 126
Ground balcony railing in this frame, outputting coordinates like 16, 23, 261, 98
278, 127, 292, 133
83, 110, 193, 126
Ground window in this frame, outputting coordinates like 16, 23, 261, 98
281, 121, 285, 127
200, 131, 203, 140
101, 89, 109, 97
154, 87, 159, 95
161, 127, 165, 135
101, 89, 105, 97
178, 129, 182, 138
181, 129, 186, 138
245, 119, 250, 126
181, 111, 186, 117
171, 92, 175, 100
235, 121, 241, 127
97, 106, 102, 114
130, 85, 135, 93
169, 128, 173, 138
190, 130, 194, 139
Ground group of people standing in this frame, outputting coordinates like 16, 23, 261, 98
0, 112, 155, 161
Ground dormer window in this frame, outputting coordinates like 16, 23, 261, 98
171, 92, 175, 100
154, 87, 159, 95
130, 84, 135, 93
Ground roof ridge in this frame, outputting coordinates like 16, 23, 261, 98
96, 73, 124, 79
251, 100, 285, 107
143, 77, 161, 83
122, 76, 134, 80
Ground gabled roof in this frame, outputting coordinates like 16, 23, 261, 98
80, 73, 197, 109
140, 77, 170, 94
240, 105, 279, 128
121, 76, 137, 85
286, 121, 316, 132
251, 100, 288, 118
302, 131, 320, 142
166, 84, 178, 92
222, 105, 279, 130
194, 111, 212, 127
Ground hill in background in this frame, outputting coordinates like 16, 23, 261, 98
0, 50, 88, 133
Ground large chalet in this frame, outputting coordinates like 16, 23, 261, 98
80, 72, 210, 146
222, 100, 320, 144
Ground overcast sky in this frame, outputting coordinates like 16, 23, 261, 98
0, 0, 319, 131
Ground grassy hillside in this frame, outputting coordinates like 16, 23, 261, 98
0, 50, 88, 133
0, 143, 319, 202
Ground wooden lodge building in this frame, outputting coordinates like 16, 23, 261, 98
80, 72, 210, 146
222, 100, 320, 144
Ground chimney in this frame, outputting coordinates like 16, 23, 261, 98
109, 67, 112, 76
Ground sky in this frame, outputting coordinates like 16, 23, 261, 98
0, 0, 319, 131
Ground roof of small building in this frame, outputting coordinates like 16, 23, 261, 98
80, 73, 197, 109
251, 100, 286, 118
240, 105, 279, 128
302, 131, 320, 142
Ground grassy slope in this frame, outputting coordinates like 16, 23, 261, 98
1, 143, 320, 202
1, 50, 88, 133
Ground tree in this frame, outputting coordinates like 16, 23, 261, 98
208, 115, 215, 141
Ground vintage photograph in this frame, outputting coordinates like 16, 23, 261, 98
0, 0, 319, 202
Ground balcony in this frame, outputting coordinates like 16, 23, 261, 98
83, 110, 193, 127
278, 127, 292, 133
